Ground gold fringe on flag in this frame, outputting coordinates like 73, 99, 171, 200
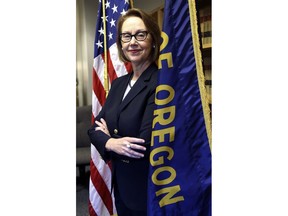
188, 0, 212, 150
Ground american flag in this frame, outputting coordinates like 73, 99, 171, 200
89, 0, 132, 215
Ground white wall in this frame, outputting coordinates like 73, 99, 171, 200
76, 0, 164, 106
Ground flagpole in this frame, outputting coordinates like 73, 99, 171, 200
102, 0, 109, 97
130, 0, 134, 8
188, 0, 212, 150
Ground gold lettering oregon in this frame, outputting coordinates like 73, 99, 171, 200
152, 106, 175, 128
158, 53, 173, 69
160, 31, 169, 52
155, 185, 185, 207
151, 127, 175, 146
152, 166, 176, 185
150, 146, 174, 166
158, 31, 173, 69
154, 85, 175, 106
150, 83, 184, 207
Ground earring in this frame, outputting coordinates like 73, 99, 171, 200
153, 45, 155, 48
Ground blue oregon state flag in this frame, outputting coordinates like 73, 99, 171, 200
147, 0, 212, 215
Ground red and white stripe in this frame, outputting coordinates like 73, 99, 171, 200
89, 46, 131, 216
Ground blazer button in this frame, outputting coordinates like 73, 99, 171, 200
114, 129, 118, 134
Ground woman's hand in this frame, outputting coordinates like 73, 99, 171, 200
105, 137, 146, 159
95, 118, 146, 158
95, 118, 111, 136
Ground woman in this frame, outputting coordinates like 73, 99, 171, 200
88, 8, 161, 216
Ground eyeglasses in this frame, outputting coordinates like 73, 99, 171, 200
120, 31, 149, 43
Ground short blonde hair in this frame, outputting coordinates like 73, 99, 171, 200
116, 8, 161, 63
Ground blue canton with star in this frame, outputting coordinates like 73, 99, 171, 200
94, 0, 130, 57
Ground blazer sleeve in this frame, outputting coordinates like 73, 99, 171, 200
87, 79, 121, 162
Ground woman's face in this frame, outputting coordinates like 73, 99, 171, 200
121, 16, 153, 66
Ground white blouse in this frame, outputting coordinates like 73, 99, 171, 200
122, 79, 136, 100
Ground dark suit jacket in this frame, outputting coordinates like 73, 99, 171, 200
88, 63, 158, 211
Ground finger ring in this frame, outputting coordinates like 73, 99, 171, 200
126, 144, 131, 148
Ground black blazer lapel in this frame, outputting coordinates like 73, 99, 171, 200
108, 72, 132, 109
118, 79, 147, 114
118, 65, 155, 114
